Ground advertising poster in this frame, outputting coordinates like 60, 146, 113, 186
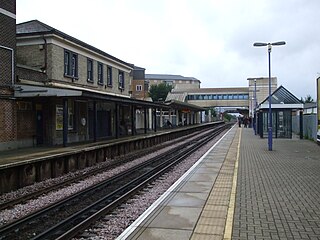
56, 105, 63, 130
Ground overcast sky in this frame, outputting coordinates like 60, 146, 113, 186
16, 0, 320, 100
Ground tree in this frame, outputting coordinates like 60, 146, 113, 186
148, 83, 173, 102
300, 94, 314, 103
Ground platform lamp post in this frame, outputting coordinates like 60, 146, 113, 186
253, 41, 286, 151
254, 79, 257, 135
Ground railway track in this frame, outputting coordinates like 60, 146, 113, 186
0, 125, 219, 211
0, 123, 231, 240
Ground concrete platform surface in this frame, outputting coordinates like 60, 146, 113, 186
118, 127, 320, 240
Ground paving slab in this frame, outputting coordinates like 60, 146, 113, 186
232, 128, 320, 240
118, 126, 239, 240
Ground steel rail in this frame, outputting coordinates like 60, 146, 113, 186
0, 126, 214, 211
0, 123, 231, 240
37, 124, 231, 240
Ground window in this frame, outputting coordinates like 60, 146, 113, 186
144, 80, 149, 91
107, 66, 112, 86
64, 50, 78, 78
223, 94, 228, 100
165, 80, 173, 86
98, 62, 103, 85
64, 51, 69, 75
136, 85, 142, 91
87, 58, 93, 82
118, 70, 124, 89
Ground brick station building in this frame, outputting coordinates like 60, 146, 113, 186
0, 1, 17, 150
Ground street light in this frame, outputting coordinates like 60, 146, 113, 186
254, 79, 257, 135
253, 41, 286, 151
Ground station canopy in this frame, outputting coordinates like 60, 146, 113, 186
258, 85, 303, 110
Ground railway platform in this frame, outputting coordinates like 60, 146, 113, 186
0, 123, 223, 193
118, 126, 320, 240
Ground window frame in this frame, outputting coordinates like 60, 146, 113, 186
97, 62, 104, 85
118, 70, 125, 90
136, 85, 142, 91
107, 66, 112, 87
64, 50, 78, 79
87, 58, 94, 83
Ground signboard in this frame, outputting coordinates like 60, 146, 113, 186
56, 105, 63, 130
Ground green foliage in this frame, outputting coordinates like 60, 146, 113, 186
300, 94, 314, 103
223, 113, 234, 122
211, 108, 217, 117
148, 83, 173, 102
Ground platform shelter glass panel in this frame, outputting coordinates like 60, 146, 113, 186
262, 110, 292, 138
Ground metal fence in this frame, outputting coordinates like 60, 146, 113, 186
292, 114, 317, 141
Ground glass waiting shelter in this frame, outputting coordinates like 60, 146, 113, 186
256, 86, 303, 138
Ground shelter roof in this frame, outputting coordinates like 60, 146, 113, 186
260, 85, 302, 105
165, 100, 205, 111
14, 82, 170, 109
166, 92, 187, 102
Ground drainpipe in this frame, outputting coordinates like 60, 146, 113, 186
0, 45, 14, 86
42, 36, 48, 82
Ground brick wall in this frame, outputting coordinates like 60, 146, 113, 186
49, 43, 132, 96
132, 79, 147, 99
0, 0, 17, 147
0, 13, 15, 86
17, 45, 45, 70
0, 0, 15, 12
0, 97, 17, 143
0, 48, 13, 86
17, 102, 36, 139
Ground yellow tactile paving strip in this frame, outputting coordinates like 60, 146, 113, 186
191, 128, 241, 240
223, 128, 241, 240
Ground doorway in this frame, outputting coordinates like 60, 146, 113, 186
36, 104, 44, 145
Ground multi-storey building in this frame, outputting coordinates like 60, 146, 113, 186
13, 20, 140, 148
0, 0, 17, 150
131, 73, 201, 101
145, 74, 201, 90
247, 77, 277, 116
6, 20, 170, 150
131, 66, 149, 100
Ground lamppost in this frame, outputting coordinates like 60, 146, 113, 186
254, 79, 257, 135
253, 41, 286, 151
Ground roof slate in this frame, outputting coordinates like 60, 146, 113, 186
145, 74, 200, 82
260, 85, 302, 105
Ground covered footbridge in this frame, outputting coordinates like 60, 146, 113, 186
166, 87, 250, 117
